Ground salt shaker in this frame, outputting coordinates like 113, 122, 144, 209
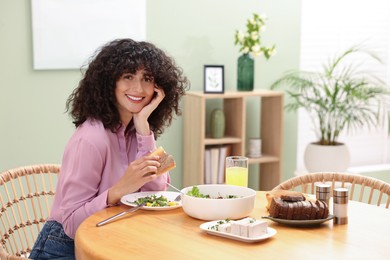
316, 183, 331, 207
333, 188, 348, 224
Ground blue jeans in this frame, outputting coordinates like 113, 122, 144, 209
29, 221, 75, 260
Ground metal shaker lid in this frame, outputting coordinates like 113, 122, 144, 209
316, 183, 331, 192
333, 187, 348, 196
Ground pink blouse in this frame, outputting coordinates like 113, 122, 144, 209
49, 119, 170, 238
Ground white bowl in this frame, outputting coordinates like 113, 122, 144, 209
180, 184, 256, 221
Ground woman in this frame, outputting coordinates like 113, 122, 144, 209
30, 39, 189, 259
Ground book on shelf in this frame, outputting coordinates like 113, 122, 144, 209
204, 149, 212, 184
210, 146, 219, 184
204, 145, 232, 184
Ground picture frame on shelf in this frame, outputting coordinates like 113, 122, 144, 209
204, 65, 224, 93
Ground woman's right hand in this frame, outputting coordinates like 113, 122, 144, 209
132, 87, 165, 136
107, 155, 160, 205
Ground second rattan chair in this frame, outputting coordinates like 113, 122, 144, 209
0, 164, 60, 259
272, 172, 390, 208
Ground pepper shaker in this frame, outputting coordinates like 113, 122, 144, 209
333, 188, 349, 224
316, 183, 331, 207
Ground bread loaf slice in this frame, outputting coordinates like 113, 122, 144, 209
309, 201, 319, 220
278, 200, 289, 219
287, 202, 295, 220
266, 190, 306, 210
269, 197, 281, 218
301, 201, 312, 220
315, 200, 326, 219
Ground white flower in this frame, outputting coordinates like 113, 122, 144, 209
251, 45, 262, 57
242, 47, 250, 54
251, 31, 259, 41
234, 13, 276, 60
251, 45, 261, 53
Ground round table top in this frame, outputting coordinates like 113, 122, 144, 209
75, 191, 390, 259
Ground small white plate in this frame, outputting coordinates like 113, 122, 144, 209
200, 220, 277, 243
121, 191, 182, 211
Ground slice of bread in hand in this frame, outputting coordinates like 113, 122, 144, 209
149, 146, 176, 176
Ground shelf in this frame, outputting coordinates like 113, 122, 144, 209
182, 90, 283, 190
248, 155, 280, 164
205, 137, 242, 145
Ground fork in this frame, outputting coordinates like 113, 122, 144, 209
165, 182, 184, 194
166, 182, 183, 203
173, 193, 182, 202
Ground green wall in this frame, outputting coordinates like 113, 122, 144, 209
0, 0, 301, 189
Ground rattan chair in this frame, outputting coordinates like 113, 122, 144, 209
272, 172, 390, 208
0, 164, 60, 259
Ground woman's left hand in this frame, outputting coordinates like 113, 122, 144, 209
133, 87, 165, 135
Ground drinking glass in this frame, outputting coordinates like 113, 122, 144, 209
225, 156, 248, 187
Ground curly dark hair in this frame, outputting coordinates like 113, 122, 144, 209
66, 38, 190, 138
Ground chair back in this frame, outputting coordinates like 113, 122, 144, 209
0, 164, 60, 259
272, 172, 390, 208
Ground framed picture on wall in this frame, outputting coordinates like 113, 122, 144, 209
204, 65, 224, 93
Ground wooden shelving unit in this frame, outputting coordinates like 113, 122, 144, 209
182, 90, 284, 190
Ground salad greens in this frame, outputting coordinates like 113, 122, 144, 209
132, 195, 178, 207
186, 186, 210, 198
186, 186, 239, 199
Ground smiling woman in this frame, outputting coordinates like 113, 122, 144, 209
29, 38, 190, 260
115, 70, 157, 129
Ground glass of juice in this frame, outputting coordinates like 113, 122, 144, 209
225, 156, 248, 187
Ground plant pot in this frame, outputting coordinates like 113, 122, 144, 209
237, 53, 254, 91
304, 142, 350, 172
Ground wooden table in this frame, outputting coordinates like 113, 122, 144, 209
75, 191, 390, 259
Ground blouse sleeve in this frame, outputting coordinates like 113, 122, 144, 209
136, 132, 170, 191
58, 138, 109, 238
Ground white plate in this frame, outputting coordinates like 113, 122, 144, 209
200, 220, 277, 243
121, 191, 182, 211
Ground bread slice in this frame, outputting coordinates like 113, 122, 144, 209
287, 202, 295, 220
301, 201, 312, 220
269, 197, 282, 218
281, 193, 306, 202
315, 200, 325, 219
278, 200, 289, 219
149, 146, 176, 176
309, 201, 319, 220
266, 190, 306, 210
292, 201, 301, 220
322, 201, 329, 218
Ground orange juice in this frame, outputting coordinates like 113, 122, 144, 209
225, 166, 248, 187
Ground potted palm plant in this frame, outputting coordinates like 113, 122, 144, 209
271, 46, 390, 172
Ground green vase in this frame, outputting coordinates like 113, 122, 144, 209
237, 53, 254, 91
210, 109, 225, 138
